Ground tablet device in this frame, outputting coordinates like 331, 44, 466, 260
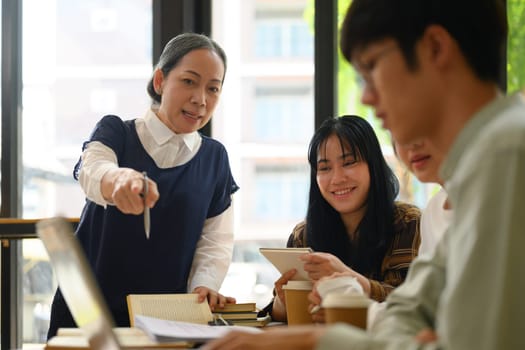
259, 247, 313, 281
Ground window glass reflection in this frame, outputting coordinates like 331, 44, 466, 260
255, 9, 313, 58
22, 0, 152, 344
253, 86, 313, 142
212, 0, 313, 308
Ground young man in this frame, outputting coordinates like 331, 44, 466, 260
203, 0, 525, 348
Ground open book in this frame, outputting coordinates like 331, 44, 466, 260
127, 293, 268, 327
126, 293, 213, 326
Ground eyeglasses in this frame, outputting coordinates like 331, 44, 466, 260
354, 45, 398, 91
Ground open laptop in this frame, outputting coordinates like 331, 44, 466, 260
36, 217, 121, 350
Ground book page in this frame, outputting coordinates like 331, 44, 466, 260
127, 294, 213, 326
135, 315, 262, 343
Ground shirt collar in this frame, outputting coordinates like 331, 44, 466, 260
144, 108, 200, 151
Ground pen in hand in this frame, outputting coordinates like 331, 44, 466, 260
142, 171, 150, 239
310, 305, 321, 314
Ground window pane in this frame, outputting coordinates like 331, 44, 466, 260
21, 0, 152, 343
254, 9, 313, 59
22, 239, 55, 343
251, 163, 309, 221
253, 86, 313, 142
212, 0, 314, 308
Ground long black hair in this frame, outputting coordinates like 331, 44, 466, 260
305, 115, 399, 277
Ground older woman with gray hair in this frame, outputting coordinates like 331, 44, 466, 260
47, 33, 238, 338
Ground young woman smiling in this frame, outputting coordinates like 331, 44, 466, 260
265, 115, 421, 323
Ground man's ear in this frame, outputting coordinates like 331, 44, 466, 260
152, 68, 164, 95
421, 24, 455, 69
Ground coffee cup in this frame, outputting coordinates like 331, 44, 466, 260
282, 280, 313, 325
321, 293, 372, 329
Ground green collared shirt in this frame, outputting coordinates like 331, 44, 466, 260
317, 92, 525, 350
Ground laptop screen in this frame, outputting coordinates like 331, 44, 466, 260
36, 217, 121, 350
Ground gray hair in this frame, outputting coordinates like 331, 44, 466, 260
147, 32, 227, 104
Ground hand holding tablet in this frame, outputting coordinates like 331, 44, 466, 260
259, 247, 313, 281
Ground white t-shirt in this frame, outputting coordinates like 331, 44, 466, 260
419, 187, 452, 257
368, 187, 452, 329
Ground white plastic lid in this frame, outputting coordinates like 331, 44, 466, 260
283, 280, 313, 290
321, 292, 372, 308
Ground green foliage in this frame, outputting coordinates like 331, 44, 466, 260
335, 0, 391, 144
304, 0, 525, 143
507, 0, 525, 93
303, 0, 390, 144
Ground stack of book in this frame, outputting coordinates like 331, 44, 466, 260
212, 302, 270, 327
127, 294, 271, 329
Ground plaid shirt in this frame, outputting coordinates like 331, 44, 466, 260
287, 201, 421, 302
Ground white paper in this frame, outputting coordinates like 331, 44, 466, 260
135, 315, 261, 343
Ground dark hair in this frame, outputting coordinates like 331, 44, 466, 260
305, 115, 399, 277
147, 32, 227, 104
340, 0, 507, 83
